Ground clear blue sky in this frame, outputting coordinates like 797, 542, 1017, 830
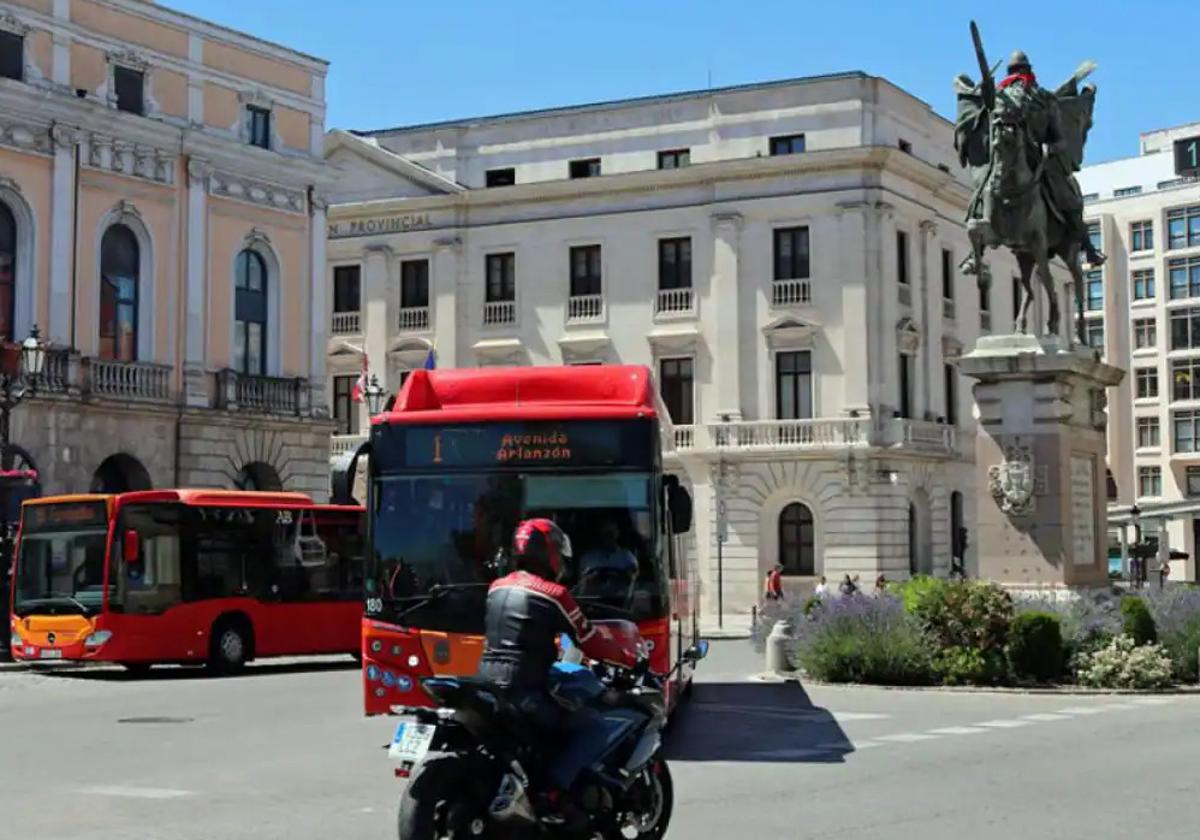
169, 0, 1199, 165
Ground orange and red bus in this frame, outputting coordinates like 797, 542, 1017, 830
9, 489, 365, 672
335, 365, 701, 716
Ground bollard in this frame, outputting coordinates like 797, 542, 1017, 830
766, 619, 793, 674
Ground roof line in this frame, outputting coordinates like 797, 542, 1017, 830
351, 71, 871, 136
144, 0, 329, 67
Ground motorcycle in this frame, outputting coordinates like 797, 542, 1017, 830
387, 620, 708, 839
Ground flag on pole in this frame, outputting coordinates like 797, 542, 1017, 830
351, 351, 369, 403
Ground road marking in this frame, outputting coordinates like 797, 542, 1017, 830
1057, 706, 1108, 716
1130, 697, 1176, 706
976, 719, 1031, 729
928, 726, 987, 735
1022, 713, 1073, 722
695, 703, 890, 722
876, 732, 940, 743
1096, 703, 1137, 711
81, 785, 191, 800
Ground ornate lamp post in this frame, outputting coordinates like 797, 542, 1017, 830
363, 375, 387, 419
0, 325, 47, 470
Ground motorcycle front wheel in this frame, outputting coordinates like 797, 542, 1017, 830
398, 753, 498, 840
615, 757, 674, 839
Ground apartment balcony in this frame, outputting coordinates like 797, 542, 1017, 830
398, 306, 430, 332
567, 294, 605, 323
875, 417, 962, 457
655, 287, 695, 319
216, 370, 311, 416
668, 415, 961, 459
331, 311, 361, 335
331, 433, 368, 463
86, 358, 172, 403
483, 300, 517, 326
771, 278, 812, 308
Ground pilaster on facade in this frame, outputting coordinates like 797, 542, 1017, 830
432, 235, 462, 369
48, 123, 77, 346
710, 211, 744, 421
362, 245, 395, 393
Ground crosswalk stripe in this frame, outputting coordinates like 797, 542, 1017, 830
928, 726, 987, 735
1057, 706, 1108, 715
81, 786, 191, 799
877, 732, 940, 743
1130, 697, 1176, 706
976, 719, 1031, 728
1022, 713, 1073, 722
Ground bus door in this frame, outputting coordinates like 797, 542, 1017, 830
116, 504, 187, 660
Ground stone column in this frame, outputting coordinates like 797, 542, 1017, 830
958, 335, 1124, 589
48, 125, 76, 346
919, 220, 943, 420
308, 194, 329, 417
432, 236, 461, 368
363, 245, 392, 394
183, 158, 211, 407
837, 202, 872, 415
711, 212, 743, 420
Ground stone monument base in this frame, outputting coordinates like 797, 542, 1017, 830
958, 334, 1125, 588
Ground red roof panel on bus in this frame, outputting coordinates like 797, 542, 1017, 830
114, 489, 318, 508
380, 365, 660, 425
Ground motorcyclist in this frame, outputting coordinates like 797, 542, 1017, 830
477, 518, 635, 806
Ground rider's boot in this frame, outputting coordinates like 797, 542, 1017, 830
1084, 242, 1107, 267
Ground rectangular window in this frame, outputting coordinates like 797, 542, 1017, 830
332, 266, 360, 313
657, 237, 692, 290
898, 354, 913, 418
1134, 318, 1157, 349
1115, 186, 1143, 197
1138, 466, 1162, 498
1169, 256, 1200, 299
1133, 268, 1156, 301
1175, 409, 1200, 453
769, 134, 806, 156
1169, 307, 1200, 350
898, 139, 913, 154
0, 30, 23, 81
941, 249, 954, 300
332, 375, 360, 436
485, 253, 516, 302
896, 231, 909, 285
569, 245, 602, 297
400, 259, 429, 309
1167, 205, 1200, 249
113, 65, 144, 115
1084, 270, 1104, 311
1137, 416, 1161, 449
485, 168, 515, 187
944, 364, 958, 425
1137, 366, 1159, 399
247, 105, 271, 149
1173, 358, 1200, 401
1084, 318, 1104, 349
1087, 221, 1102, 252
1188, 465, 1200, 496
773, 227, 810, 280
775, 351, 813, 420
1131, 220, 1154, 252
569, 158, 601, 179
657, 149, 690, 169
659, 357, 694, 425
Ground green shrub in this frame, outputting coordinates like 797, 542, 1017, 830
1142, 587, 1200, 681
791, 594, 933, 686
1076, 635, 1173, 689
1007, 611, 1065, 682
899, 578, 1014, 685
1120, 597, 1157, 646
802, 596, 823, 617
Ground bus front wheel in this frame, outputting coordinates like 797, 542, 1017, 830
208, 618, 252, 675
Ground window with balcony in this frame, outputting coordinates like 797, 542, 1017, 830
898, 353, 913, 418
1167, 205, 1200, 250
234, 249, 267, 376
775, 350, 813, 420
1187, 465, 1200, 496
332, 375, 359, 436
400, 259, 430, 330
1173, 358, 1200, 401
1136, 366, 1159, 400
657, 149, 690, 169
778, 503, 815, 576
941, 249, 954, 301
944, 364, 958, 426
1131, 220, 1154, 252
769, 134, 806, 156
1084, 270, 1103, 311
1138, 466, 1162, 498
485, 167, 515, 187
0, 30, 23, 81
656, 236, 692, 315
0, 200, 15, 342
484, 252, 516, 325
1134, 318, 1157, 350
1137, 416, 1160, 449
1133, 268, 1156, 301
331, 265, 360, 335
99, 224, 139, 362
247, 106, 271, 150
113, 65, 145, 115
896, 230, 910, 286
1175, 409, 1200, 453
1169, 256, 1200, 300
567, 245, 603, 321
773, 226, 810, 281
659, 357, 694, 425
569, 158, 601, 179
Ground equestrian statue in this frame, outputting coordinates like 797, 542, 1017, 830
955, 21, 1103, 343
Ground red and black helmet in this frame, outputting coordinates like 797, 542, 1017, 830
512, 518, 573, 579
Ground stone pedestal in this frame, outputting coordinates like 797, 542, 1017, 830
958, 335, 1125, 589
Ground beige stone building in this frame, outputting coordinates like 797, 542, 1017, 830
0, 0, 332, 497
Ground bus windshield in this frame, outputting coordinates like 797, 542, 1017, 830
14, 501, 111, 616
369, 470, 665, 630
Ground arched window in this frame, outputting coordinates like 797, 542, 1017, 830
778, 502, 815, 576
99, 225, 139, 361
235, 249, 267, 376
234, 461, 282, 491
0, 201, 15, 342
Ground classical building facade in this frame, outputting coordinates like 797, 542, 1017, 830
325, 73, 1040, 622
1080, 122, 1200, 580
0, 0, 332, 498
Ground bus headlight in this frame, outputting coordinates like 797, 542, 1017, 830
9, 631, 21, 648
84, 630, 113, 648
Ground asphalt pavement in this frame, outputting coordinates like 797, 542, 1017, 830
1, 642, 1198, 839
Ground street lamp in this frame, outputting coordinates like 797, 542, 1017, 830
0, 325, 46, 469
363, 375, 387, 418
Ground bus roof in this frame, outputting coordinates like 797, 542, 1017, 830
27, 490, 362, 511
380, 365, 661, 425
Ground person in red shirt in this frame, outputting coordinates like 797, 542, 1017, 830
764, 564, 785, 601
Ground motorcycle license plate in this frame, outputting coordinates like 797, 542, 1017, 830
39, 649, 63, 659
389, 720, 435, 765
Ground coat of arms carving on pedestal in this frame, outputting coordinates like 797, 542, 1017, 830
988, 439, 1045, 516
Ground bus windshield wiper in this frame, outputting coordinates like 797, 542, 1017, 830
391, 582, 490, 622
17, 592, 90, 615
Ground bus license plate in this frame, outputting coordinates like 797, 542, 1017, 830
39, 649, 63, 659
389, 720, 435, 764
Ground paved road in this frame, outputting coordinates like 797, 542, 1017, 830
2, 643, 1198, 839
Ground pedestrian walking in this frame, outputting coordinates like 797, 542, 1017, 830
764, 564, 784, 601
873, 573, 887, 595
813, 575, 829, 600
838, 574, 857, 597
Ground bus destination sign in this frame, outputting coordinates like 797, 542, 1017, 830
23, 501, 109, 532
391, 420, 654, 470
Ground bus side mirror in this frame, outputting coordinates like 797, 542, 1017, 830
683, 640, 709, 663
123, 530, 141, 565
669, 486, 693, 534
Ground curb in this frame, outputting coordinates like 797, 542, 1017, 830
761, 670, 1200, 696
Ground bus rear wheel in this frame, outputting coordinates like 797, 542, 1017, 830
208, 618, 252, 675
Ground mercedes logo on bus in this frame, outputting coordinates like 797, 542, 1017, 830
47, 632, 56, 645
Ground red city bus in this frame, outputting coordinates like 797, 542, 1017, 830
9, 489, 365, 672
335, 365, 701, 716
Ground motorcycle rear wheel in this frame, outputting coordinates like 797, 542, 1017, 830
398, 754, 497, 840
